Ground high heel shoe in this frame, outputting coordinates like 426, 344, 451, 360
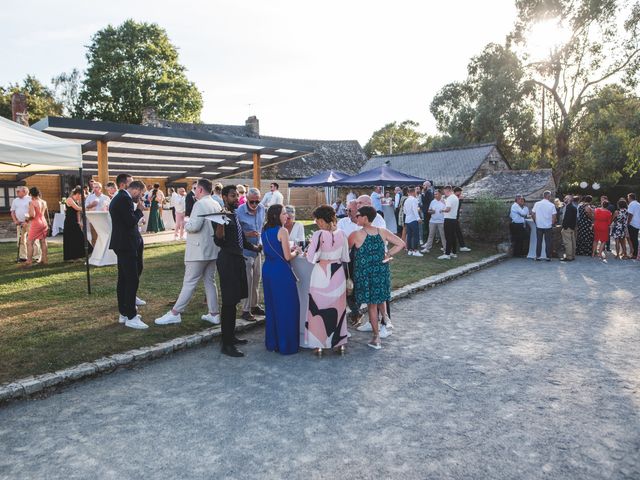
314, 348, 323, 357
334, 345, 346, 355
367, 336, 381, 350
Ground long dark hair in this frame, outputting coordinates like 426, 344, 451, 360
265, 204, 284, 230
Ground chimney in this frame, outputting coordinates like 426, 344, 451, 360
245, 116, 259, 137
11, 93, 29, 126
141, 107, 159, 127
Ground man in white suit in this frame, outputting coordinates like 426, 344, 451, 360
155, 178, 222, 325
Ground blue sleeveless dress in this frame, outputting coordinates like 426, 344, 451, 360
261, 226, 300, 354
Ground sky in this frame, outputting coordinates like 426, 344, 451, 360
0, 0, 518, 145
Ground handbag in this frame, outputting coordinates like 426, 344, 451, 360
265, 229, 300, 282
345, 266, 354, 296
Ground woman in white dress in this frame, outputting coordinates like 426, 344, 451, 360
284, 205, 306, 246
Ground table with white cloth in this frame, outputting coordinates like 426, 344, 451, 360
382, 204, 397, 232
291, 256, 315, 349
86, 211, 117, 266
51, 213, 65, 236
526, 218, 548, 259
140, 208, 175, 233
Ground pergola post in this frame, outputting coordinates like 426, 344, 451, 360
252, 152, 261, 189
97, 140, 109, 186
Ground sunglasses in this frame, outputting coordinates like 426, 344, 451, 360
355, 213, 363, 217
248, 200, 260, 205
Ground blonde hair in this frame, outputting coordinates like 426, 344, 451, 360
237, 184, 246, 194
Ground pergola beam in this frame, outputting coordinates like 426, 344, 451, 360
253, 152, 261, 188
96, 140, 109, 186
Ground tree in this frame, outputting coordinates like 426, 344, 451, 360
77, 19, 203, 124
0, 75, 63, 124
509, 0, 640, 184
52, 69, 82, 117
430, 43, 539, 169
364, 120, 427, 156
571, 84, 640, 185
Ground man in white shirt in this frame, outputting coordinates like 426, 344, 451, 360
627, 193, 640, 258
439, 186, 459, 259
10, 186, 40, 262
155, 178, 222, 326
337, 200, 359, 238
421, 189, 446, 253
531, 190, 557, 261
346, 190, 357, 203
509, 194, 530, 257
85, 181, 111, 247
403, 187, 422, 256
260, 182, 284, 207
356, 195, 386, 228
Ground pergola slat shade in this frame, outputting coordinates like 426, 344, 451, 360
31, 117, 313, 182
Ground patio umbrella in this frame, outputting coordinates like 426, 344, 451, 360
288, 169, 350, 204
334, 164, 424, 187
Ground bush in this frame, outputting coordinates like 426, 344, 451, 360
470, 194, 506, 240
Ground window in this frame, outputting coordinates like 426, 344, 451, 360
0, 183, 22, 212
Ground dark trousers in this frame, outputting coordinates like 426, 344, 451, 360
455, 220, 466, 247
536, 228, 552, 258
444, 219, 458, 255
406, 221, 420, 250
422, 213, 431, 243
170, 207, 176, 222
115, 244, 144, 319
629, 225, 639, 258
221, 304, 237, 346
510, 222, 528, 257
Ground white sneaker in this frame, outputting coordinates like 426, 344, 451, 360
421, 242, 429, 248
135, 296, 146, 306
413, 251, 423, 257
382, 315, 394, 329
451, 253, 458, 258
154, 311, 181, 325
460, 247, 471, 252
379, 325, 392, 338
118, 314, 127, 324
420, 248, 430, 253
125, 315, 149, 329
201, 313, 221, 325
357, 321, 373, 332
407, 251, 414, 256
438, 254, 451, 260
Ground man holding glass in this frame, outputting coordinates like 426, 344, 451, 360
236, 187, 266, 322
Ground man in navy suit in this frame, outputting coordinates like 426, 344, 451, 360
109, 176, 148, 329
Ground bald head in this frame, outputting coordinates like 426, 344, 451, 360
347, 199, 358, 221
356, 195, 372, 208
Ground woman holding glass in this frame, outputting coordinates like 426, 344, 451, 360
284, 205, 306, 246
262, 204, 301, 355
305, 205, 350, 355
349, 206, 405, 349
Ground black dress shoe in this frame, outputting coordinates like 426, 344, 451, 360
221, 345, 244, 357
233, 337, 248, 345
251, 306, 266, 316
241, 311, 256, 322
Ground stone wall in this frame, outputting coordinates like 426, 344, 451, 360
467, 147, 511, 185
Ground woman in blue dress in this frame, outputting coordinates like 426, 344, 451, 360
262, 204, 301, 355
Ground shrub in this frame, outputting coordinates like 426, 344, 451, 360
470, 194, 506, 240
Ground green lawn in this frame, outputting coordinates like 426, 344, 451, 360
0, 238, 496, 384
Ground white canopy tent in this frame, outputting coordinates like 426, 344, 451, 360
0, 116, 81, 172
0, 116, 92, 293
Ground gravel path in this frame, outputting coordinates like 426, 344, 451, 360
1, 257, 638, 479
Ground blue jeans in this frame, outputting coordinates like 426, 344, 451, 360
406, 221, 420, 250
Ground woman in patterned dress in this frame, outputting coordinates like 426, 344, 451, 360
305, 205, 351, 355
349, 206, 405, 349
576, 195, 594, 256
611, 199, 630, 259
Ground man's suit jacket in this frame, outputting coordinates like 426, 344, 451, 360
185, 190, 196, 217
109, 189, 144, 252
562, 202, 578, 229
184, 195, 221, 262
421, 188, 434, 215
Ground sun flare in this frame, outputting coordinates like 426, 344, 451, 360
526, 18, 572, 60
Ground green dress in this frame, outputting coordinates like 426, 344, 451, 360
147, 193, 165, 233
354, 229, 391, 305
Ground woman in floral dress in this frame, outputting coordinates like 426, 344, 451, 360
611, 199, 630, 258
305, 205, 351, 355
576, 195, 594, 256
348, 205, 405, 349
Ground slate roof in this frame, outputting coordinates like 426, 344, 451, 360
360, 143, 503, 187
260, 136, 368, 179
463, 169, 555, 200
152, 119, 255, 138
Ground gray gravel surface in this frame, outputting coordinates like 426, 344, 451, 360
1, 257, 639, 479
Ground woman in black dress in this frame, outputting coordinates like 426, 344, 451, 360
576, 195, 594, 256
63, 187, 91, 261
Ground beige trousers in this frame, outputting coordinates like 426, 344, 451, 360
242, 254, 262, 312
173, 260, 219, 314
561, 228, 576, 260
424, 222, 446, 252
17, 223, 41, 261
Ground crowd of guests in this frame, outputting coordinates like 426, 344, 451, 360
510, 191, 640, 261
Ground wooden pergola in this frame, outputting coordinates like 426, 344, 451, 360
31, 117, 313, 187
